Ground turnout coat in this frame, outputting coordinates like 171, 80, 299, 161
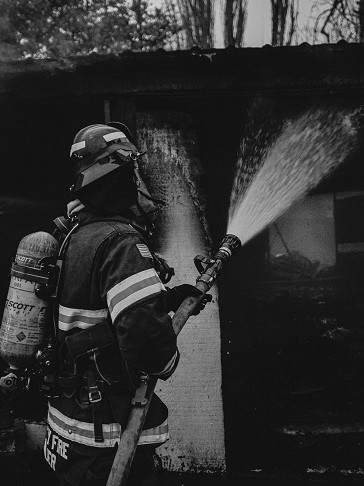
44, 211, 179, 485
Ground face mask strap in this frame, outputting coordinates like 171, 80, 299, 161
133, 161, 165, 207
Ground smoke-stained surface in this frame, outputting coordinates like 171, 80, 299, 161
136, 111, 226, 473
137, 111, 212, 252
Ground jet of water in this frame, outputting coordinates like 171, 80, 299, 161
228, 108, 357, 246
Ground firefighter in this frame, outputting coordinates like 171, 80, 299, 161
44, 123, 210, 486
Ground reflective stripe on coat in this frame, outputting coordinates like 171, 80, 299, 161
48, 405, 169, 448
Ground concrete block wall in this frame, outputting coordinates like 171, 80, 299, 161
137, 111, 226, 473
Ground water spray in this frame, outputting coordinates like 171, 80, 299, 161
228, 107, 358, 246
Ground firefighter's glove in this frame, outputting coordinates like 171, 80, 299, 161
166, 284, 212, 315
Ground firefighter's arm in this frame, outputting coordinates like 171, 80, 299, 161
98, 233, 179, 380
165, 284, 212, 314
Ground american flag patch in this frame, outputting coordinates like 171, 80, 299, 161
136, 244, 152, 259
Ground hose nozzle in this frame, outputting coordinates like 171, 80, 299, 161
194, 234, 241, 290
173, 233, 242, 336
215, 234, 241, 262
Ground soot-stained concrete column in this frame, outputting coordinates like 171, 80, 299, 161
137, 111, 226, 473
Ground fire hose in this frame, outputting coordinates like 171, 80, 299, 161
106, 234, 241, 486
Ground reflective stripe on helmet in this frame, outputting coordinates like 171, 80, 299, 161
103, 131, 127, 142
70, 141, 86, 157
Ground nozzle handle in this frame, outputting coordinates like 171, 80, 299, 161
173, 234, 241, 336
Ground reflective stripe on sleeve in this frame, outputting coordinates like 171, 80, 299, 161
138, 420, 169, 445
107, 268, 165, 322
58, 305, 109, 331
150, 351, 178, 378
48, 405, 120, 448
47, 405, 169, 448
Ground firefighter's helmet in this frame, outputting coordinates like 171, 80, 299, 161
69, 122, 140, 193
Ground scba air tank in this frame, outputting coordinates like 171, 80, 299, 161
0, 232, 59, 369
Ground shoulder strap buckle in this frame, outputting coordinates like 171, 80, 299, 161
37, 257, 63, 299
11, 257, 62, 300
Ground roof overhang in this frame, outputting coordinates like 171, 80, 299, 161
1, 43, 364, 100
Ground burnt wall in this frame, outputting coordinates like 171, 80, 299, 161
117, 94, 364, 483
215, 98, 364, 482
135, 94, 364, 482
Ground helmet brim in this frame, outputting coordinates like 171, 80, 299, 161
72, 151, 133, 193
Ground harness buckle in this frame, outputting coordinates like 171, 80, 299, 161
88, 385, 102, 404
